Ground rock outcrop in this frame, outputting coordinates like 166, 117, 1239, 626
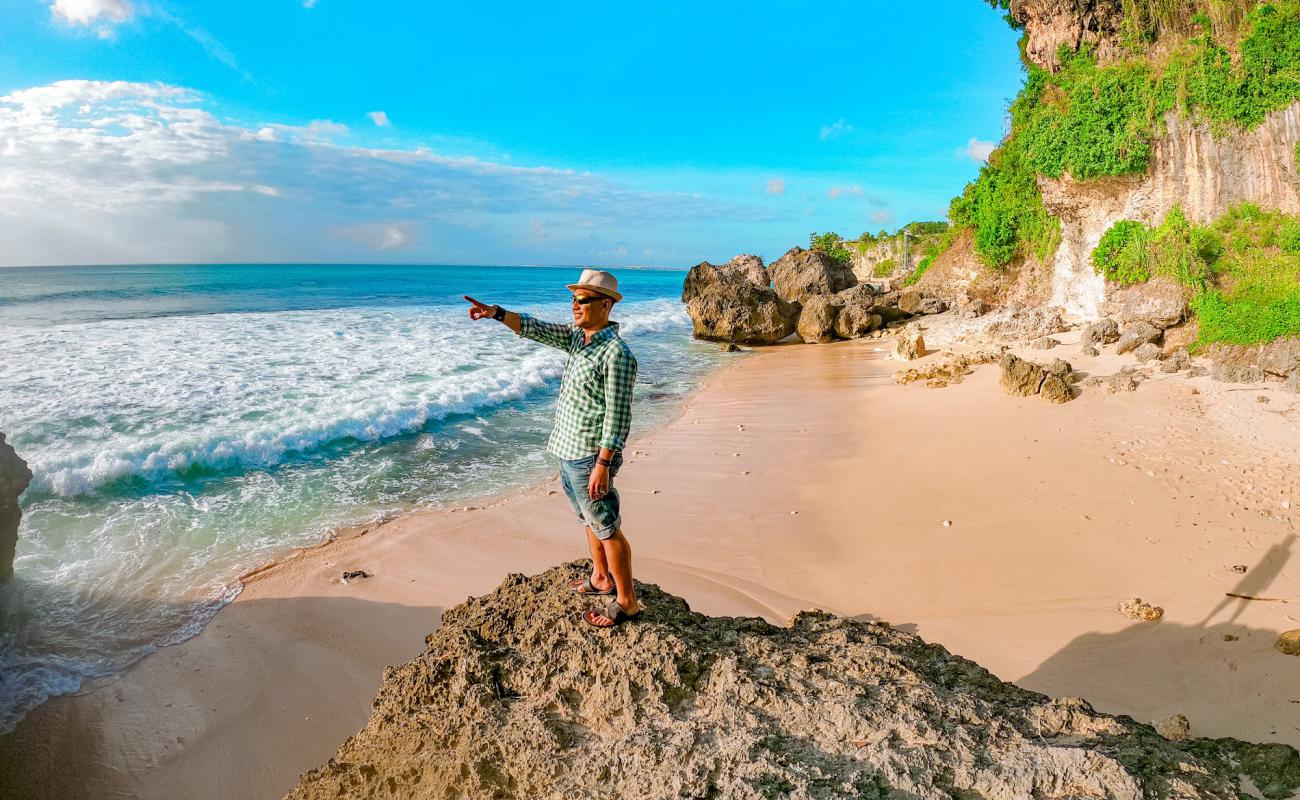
1009, 0, 1124, 73
832, 304, 882, 340
769, 247, 857, 304
288, 564, 1300, 800
1101, 275, 1190, 330
681, 254, 769, 304
685, 284, 798, 345
0, 434, 33, 583
795, 295, 841, 344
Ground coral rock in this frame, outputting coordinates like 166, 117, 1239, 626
1118, 597, 1164, 621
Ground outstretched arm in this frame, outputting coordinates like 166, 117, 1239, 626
464, 295, 522, 334
465, 295, 573, 350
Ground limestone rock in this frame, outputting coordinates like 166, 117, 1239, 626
1000, 353, 1046, 397
1276, 629, 1300, 656
1283, 372, 1300, 394
1029, 336, 1060, 350
1212, 360, 1265, 384
1260, 337, 1300, 378
796, 295, 842, 344
918, 296, 948, 315
1081, 344, 1100, 357
287, 564, 1300, 800
1047, 358, 1074, 379
0, 434, 33, 583
985, 306, 1069, 342
769, 247, 856, 304
1118, 597, 1164, 621
895, 349, 1002, 389
1160, 348, 1192, 373
1082, 318, 1120, 347
681, 254, 768, 303
833, 284, 879, 305
833, 304, 882, 340
955, 296, 990, 319
1102, 276, 1190, 330
1115, 322, 1162, 355
1133, 342, 1162, 363
685, 285, 798, 345
719, 343, 742, 353
1041, 374, 1074, 403
892, 329, 926, 361
1155, 714, 1192, 741
1010, 0, 1124, 73
1085, 369, 1141, 394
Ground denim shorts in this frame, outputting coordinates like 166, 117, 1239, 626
558, 452, 623, 540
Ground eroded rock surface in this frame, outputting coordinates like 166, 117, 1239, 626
681, 255, 769, 304
287, 565, 1300, 800
796, 295, 841, 344
0, 434, 33, 583
769, 247, 857, 303
685, 285, 798, 345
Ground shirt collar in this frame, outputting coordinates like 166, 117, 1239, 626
579, 321, 619, 346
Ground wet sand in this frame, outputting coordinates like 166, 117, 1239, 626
2, 334, 1298, 799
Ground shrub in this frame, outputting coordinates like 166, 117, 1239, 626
873, 258, 897, 278
902, 255, 936, 287
809, 231, 852, 268
1093, 220, 1152, 283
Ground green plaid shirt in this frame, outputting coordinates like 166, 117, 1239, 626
517, 314, 638, 460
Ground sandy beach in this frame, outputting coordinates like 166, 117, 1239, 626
3, 333, 1298, 800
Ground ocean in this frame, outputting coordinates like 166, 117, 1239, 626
0, 263, 725, 732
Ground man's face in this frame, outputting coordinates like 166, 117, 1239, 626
571, 291, 612, 327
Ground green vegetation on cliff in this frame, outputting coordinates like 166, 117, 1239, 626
809, 231, 853, 268
959, 0, 1300, 272
1093, 203, 1300, 347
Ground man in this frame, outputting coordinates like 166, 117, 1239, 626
463, 269, 641, 628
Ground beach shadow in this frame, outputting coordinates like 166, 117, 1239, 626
0, 586, 443, 800
1017, 533, 1299, 746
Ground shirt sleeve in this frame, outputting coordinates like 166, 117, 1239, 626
599, 346, 637, 452
515, 313, 574, 351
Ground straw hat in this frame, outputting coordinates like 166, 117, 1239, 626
566, 269, 622, 302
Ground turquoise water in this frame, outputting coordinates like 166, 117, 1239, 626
0, 263, 723, 732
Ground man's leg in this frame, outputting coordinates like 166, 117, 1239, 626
585, 526, 614, 592
593, 528, 638, 621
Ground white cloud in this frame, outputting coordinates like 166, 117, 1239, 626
303, 0, 319, 7
50, 0, 132, 26
869, 209, 896, 225
367, 111, 390, 127
0, 79, 763, 266
827, 185, 863, 200
765, 178, 785, 195
963, 137, 997, 162
818, 119, 853, 141
329, 221, 413, 251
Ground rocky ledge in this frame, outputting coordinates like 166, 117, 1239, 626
287, 564, 1300, 800
0, 433, 33, 583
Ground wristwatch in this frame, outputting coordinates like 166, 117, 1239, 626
596, 456, 613, 467
492, 305, 506, 321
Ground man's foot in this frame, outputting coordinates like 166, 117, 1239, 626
570, 575, 615, 596
583, 598, 641, 628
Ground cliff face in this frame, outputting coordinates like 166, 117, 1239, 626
1042, 103, 1300, 317
0, 433, 33, 583
1009, 0, 1125, 71
849, 238, 910, 283
287, 563, 1300, 800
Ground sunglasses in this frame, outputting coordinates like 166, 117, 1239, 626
571, 294, 608, 306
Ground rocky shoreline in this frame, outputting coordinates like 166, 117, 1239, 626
287, 564, 1300, 800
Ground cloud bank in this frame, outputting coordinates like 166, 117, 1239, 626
0, 80, 764, 266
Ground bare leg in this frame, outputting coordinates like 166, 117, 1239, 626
590, 529, 638, 623
584, 526, 614, 591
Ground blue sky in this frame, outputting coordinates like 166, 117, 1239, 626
0, 0, 1023, 267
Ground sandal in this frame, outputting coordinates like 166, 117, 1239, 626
570, 577, 615, 596
583, 599, 643, 629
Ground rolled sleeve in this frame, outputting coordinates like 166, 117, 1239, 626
516, 314, 574, 351
599, 347, 637, 452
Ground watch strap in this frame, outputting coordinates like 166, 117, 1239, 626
492, 306, 507, 321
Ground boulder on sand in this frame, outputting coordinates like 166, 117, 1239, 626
769, 247, 857, 303
1000, 353, 1046, 397
1102, 275, 1190, 329
287, 564, 1300, 800
686, 285, 798, 345
892, 329, 926, 360
1082, 318, 1120, 347
681, 255, 769, 303
1114, 322, 1161, 355
796, 295, 842, 343
833, 304, 883, 340
0, 433, 33, 583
